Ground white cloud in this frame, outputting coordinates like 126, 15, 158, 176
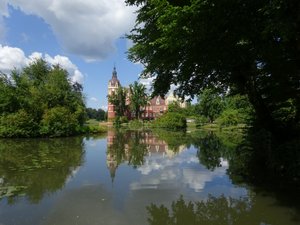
139, 77, 155, 93
138, 77, 179, 97
27, 52, 42, 63
0, 0, 8, 17
90, 97, 99, 102
3, 0, 137, 61
0, 45, 84, 84
44, 54, 84, 84
131, 149, 229, 192
0, 44, 26, 73
101, 105, 108, 111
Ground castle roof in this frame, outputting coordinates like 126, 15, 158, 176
109, 66, 120, 86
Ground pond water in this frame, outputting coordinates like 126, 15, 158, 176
0, 130, 299, 225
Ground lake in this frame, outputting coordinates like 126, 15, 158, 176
0, 129, 299, 225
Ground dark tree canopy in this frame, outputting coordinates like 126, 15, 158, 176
126, 0, 300, 136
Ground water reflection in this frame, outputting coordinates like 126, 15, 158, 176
106, 130, 236, 194
0, 129, 299, 225
0, 137, 84, 204
106, 130, 187, 181
106, 129, 245, 188
147, 194, 300, 225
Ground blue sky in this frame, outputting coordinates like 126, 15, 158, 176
0, 1, 144, 109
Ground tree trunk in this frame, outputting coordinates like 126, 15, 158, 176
245, 75, 282, 137
136, 108, 139, 120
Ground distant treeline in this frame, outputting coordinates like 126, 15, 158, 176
86, 108, 107, 121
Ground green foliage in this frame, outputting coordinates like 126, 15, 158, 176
168, 101, 197, 119
192, 91, 253, 128
119, 116, 129, 124
84, 125, 107, 134
216, 109, 243, 127
86, 107, 106, 121
194, 132, 225, 170
0, 59, 86, 137
167, 101, 181, 113
147, 195, 251, 225
84, 119, 107, 134
126, 0, 300, 136
108, 87, 127, 118
196, 89, 224, 123
127, 131, 148, 167
128, 119, 144, 129
152, 129, 190, 152
40, 107, 78, 137
107, 130, 148, 169
194, 115, 209, 127
224, 94, 254, 123
148, 188, 299, 225
153, 112, 187, 130
129, 81, 149, 119
271, 99, 297, 124
113, 116, 121, 128
0, 109, 38, 137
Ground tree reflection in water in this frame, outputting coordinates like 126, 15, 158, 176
147, 194, 299, 225
0, 137, 84, 204
107, 128, 300, 187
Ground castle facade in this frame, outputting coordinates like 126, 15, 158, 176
107, 67, 186, 121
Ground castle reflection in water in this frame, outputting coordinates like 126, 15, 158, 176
106, 130, 186, 181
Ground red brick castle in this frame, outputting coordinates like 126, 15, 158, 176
107, 67, 186, 121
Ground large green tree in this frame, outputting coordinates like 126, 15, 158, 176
129, 81, 149, 119
196, 88, 224, 123
126, 0, 300, 137
0, 59, 86, 137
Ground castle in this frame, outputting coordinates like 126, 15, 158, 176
107, 67, 186, 121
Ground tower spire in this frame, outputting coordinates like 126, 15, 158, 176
112, 64, 117, 78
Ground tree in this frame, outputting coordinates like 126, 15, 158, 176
168, 101, 181, 113
86, 108, 106, 121
0, 59, 86, 137
129, 81, 148, 119
108, 86, 127, 118
196, 89, 224, 123
153, 112, 187, 130
126, 0, 300, 137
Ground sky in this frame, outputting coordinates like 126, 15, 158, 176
0, 0, 145, 110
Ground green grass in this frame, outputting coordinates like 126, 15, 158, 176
85, 119, 107, 134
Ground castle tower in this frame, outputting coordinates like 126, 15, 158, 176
107, 66, 120, 121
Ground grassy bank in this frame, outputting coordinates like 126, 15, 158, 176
84, 119, 108, 134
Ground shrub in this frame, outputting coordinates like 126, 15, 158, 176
216, 109, 243, 127
40, 107, 78, 137
128, 119, 144, 129
195, 115, 209, 127
120, 116, 129, 124
82, 124, 107, 134
0, 110, 38, 137
153, 112, 187, 130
